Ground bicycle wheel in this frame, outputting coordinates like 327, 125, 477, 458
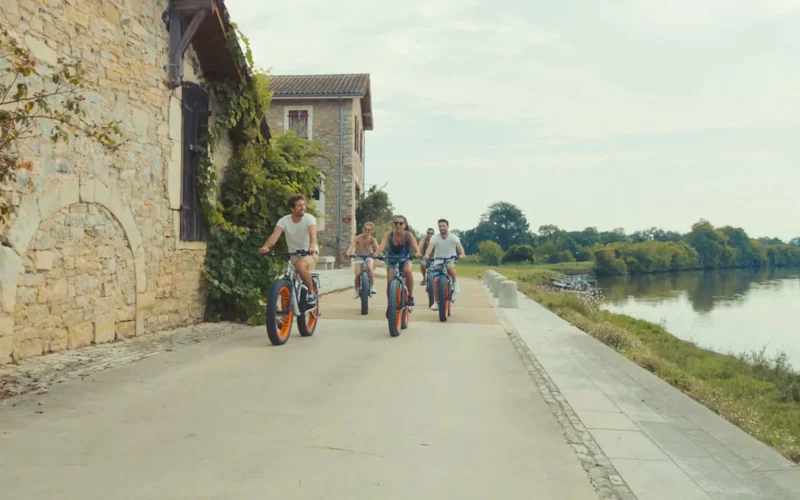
438, 276, 451, 323
297, 277, 319, 337
426, 272, 435, 308
360, 271, 370, 315
266, 279, 293, 345
401, 286, 410, 330
387, 279, 402, 337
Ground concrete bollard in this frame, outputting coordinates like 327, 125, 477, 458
491, 274, 506, 298
498, 280, 519, 308
484, 270, 498, 287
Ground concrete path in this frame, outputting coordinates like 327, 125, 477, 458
497, 288, 800, 500
0, 277, 598, 499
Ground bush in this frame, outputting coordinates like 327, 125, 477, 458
478, 240, 504, 266
502, 244, 535, 263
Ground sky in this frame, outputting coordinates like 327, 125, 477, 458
226, 0, 800, 241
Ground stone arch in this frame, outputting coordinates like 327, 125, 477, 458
0, 178, 147, 360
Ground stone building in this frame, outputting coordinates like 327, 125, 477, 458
266, 74, 374, 266
0, 0, 264, 363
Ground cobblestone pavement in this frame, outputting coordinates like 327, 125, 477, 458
0, 321, 246, 401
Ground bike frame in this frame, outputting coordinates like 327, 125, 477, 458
382, 255, 413, 300
273, 251, 320, 317
349, 254, 375, 294
431, 256, 459, 298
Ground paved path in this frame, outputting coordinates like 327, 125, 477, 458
0, 277, 598, 499
498, 287, 800, 500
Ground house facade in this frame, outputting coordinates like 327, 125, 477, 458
0, 0, 254, 363
266, 74, 374, 266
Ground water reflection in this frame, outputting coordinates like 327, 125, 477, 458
597, 268, 800, 366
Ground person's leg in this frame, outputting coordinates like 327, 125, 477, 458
295, 256, 317, 303
430, 263, 443, 310
420, 261, 428, 285
402, 260, 415, 306
366, 258, 376, 293
448, 261, 460, 294
353, 261, 363, 298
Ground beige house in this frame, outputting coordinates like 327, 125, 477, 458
0, 0, 264, 363
266, 74, 374, 267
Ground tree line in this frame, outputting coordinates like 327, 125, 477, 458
455, 202, 800, 276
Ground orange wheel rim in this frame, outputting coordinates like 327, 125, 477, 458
277, 287, 292, 340
395, 290, 403, 330
445, 283, 451, 315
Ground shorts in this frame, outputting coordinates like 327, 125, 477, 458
352, 256, 373, 265
290, 253, 318, 271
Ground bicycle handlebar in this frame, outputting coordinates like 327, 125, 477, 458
266, 249, 315, 257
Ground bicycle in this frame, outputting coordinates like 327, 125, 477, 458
348, 253, 376, 315
376, 255, 415, 337
264, 250, 321, 346
422, 258, 435, 308
431, 255, 459, 322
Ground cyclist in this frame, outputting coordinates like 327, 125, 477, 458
346, 221, 379, 298
372, 215, 422, 307
423, 218, 466, 310
258, 195, 319, 305
418, 227, 435, 287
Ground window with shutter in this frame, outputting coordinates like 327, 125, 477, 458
180, 82, 209, 242
283, 106, 313, 139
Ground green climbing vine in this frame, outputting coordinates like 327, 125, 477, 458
197, 24, 329, 323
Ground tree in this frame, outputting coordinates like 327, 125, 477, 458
478, 201, 530, 250
478, 240, 503, 266
1, 29, 121, 224
502, 244, 534, 263
791, 237, 800, 247
356, 184, 394, 237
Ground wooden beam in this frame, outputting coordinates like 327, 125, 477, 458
173, 10, 207, 60
170, 0, 212, 15
166, 10, 207, 89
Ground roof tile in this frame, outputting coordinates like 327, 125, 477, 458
268, 74, 370, 97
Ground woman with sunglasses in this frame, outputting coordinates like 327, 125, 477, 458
372, 215, 422, 306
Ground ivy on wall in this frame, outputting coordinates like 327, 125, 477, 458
196, 25, 329, 323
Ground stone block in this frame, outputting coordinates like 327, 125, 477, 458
94, 181, 112, 208
498, 280, 519, 308
80, 178, 97, 203
48, 328, 68, 352
7, 196, 41, 254
13, 338, 44, 360
484, 270, 498, 287
24, 35, 57, 66
117, 320, 135, 338
68, 321, 94, 349
135, 253, 147, 293
34, 251, 55, 270
168, 160, 181, 210
116, 306, 135, 322
0, 246, 22, 313
0, 315, 13, 337
59, 180, 80, 208
136, 310, 145, 336
137, 292, 156, 310
38, 189, 63, 221
168, 96, 182, 141
94, 312, 116, 344
0, 335, 11, 364
118, 208, 141, 253
0, 0, 22, 26
491, 275, 506, 298
62, 309, 84, 328
104, 2, 120, 23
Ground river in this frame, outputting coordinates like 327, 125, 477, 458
597, 268, 800, 367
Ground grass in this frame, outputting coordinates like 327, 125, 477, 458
520, 283, 800, 464
457, 259, 593, 283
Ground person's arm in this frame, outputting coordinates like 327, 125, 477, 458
345, 236, 358, 256
308, 223, 318, 254
370, 237, 379, 253
259, 225, 284, 253
424, 239, 435, 259
372, 233, 389, 256
409, 234, 422, 258
456, 241, 466, 259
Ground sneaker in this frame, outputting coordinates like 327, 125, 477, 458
307, 293, 317, 306
370, 285, 377, 295
407, 296, 415, 307
431, 302, 439, 311
421, 279, 427, 287
454, 281, 461, 295
353, 289, 360, 299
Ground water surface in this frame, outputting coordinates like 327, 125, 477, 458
597, 268, 800, 367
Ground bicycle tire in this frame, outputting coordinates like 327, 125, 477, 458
359, 271, 369, 315
297, 277, 319, 337
427, 273, 435, 308
401, 287, 409, 330
387, 279, 402, 337
266, 279, 293, 345
438, 276, 450, 323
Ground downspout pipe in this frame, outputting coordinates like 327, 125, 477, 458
337, 97, 344, 267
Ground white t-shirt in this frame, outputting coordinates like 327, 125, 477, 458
277, 213, 316, 252
432, 232, 461, 258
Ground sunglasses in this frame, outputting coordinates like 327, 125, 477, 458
393, 221, 405, 225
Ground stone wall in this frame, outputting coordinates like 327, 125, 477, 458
266, 98, 362, 266
0, 0, 233, 363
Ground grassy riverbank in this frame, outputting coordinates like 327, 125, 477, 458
522, 283, 800, 463
456, 259, 593, 283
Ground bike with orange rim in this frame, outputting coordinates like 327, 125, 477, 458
377, 255, 414, 337
432, 256, 459, 322
265, 250, 321, 346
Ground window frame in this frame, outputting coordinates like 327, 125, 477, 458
283, 105, 313, 140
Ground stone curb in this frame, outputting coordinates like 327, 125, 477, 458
492, 301, 638, 500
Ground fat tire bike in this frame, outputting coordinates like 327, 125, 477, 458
431, 255, 459, 323
264, 250, 321, 346
348, 253, 376, 315
422, 258, 435, 308
377, 255, 415, 337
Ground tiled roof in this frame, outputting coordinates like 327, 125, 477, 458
268, 74, 370, 97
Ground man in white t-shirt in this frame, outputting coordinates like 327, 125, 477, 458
423, 218, 467, 310
258, 195, 320, 305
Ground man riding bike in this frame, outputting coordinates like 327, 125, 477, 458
419, 227, 435, 287
423, 218, 466, 311
258, 195, 319, 305
371, 215, 422, 307
346, 221, 379, 298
